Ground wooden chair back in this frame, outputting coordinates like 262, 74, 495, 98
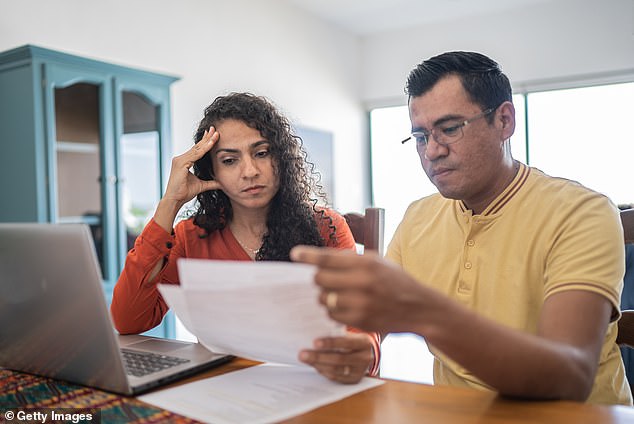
616, 208, 634, 347
343, 207, 385, 256
622, 208, 634, 244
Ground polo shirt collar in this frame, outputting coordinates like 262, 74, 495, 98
458, 162, 530, 217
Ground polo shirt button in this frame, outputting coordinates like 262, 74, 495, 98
464, 262, 472, 269
166, 241, 173, 249
467, 239, 475, 246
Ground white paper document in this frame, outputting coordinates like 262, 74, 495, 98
139, 363, 384, 424
158, 259, 346, 366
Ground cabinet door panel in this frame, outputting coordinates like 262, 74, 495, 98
118, 92, 161, 252
114, 78, 174, 338
55, 83, 102, 219
43, 64, 117, 284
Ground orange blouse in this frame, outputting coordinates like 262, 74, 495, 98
110, 209, 380, 375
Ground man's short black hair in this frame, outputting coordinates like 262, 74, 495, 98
406, 51, 512, 113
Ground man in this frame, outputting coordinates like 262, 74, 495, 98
294, 51, 631, 404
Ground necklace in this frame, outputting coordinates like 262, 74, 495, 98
234, 234, 261, 257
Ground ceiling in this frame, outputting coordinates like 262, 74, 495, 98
286, 0, 553, 35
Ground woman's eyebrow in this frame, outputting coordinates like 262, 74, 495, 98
250, 140, 270, 148
214, 147, 239, 155
214, 140, 269, 155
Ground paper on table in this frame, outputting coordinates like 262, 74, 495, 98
139, 363, 384, 424
158, 259, 345, 366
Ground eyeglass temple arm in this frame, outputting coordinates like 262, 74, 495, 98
400, 106, 495, 145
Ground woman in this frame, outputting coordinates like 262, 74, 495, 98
110, 93, 379, 382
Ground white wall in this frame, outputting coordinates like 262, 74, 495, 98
361, 0, 634, 107
2, 0, 633, 210
0, 0, 368, 211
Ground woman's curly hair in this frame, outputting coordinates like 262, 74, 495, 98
191, 92, 335, 261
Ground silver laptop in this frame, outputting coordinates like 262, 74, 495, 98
0, 223, 233, 395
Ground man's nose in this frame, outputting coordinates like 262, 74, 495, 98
418, 136, 447, 161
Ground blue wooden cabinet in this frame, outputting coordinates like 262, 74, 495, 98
0, 45, 179, 338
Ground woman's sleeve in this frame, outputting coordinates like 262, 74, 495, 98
110, 218, 182, 334
347, 327, 382, 376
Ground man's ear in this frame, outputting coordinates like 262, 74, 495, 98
498, 101, 516, 139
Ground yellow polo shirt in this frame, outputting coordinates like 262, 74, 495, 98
387, 163, 632, 405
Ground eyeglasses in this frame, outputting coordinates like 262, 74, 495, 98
401, 107, 495, 146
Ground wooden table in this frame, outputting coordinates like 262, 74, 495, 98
166, 357, 634, 424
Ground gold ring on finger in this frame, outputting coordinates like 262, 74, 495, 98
326, 291, 338, 310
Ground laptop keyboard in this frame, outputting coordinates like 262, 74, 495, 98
121, 349, 191, 377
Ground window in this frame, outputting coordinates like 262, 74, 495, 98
370, 106, 435, 249
525, 82, 634, 205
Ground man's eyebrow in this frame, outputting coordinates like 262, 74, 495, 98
412, 113, 465, 132
434, 114, 464, 126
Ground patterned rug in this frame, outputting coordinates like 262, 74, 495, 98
0, 369, 201, 423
